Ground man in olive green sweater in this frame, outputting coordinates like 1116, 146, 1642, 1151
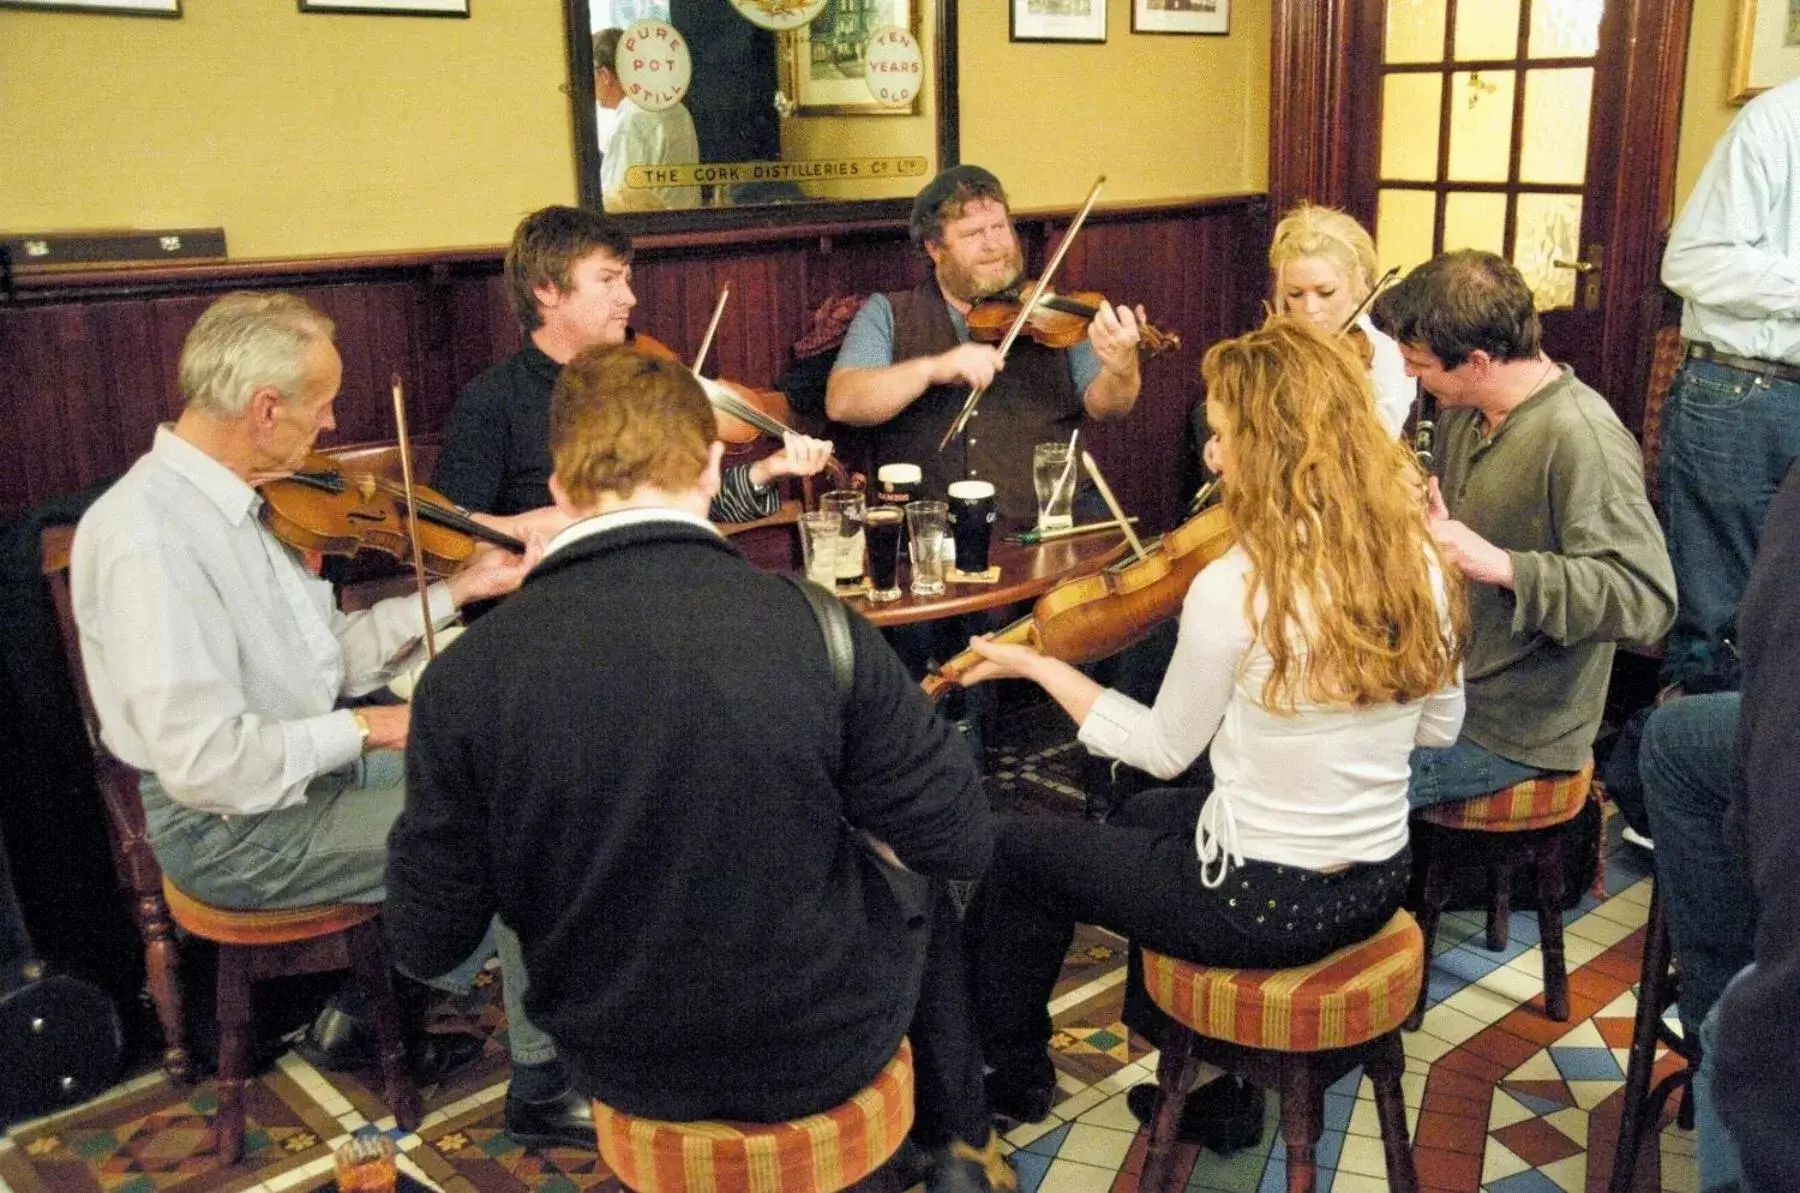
1373, 251, 1676, 806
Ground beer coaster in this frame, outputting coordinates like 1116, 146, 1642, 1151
947, 565, 1002, 584
835, 580, 873, 599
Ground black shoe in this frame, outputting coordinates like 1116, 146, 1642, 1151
926, 1131, 1018, 1193
295, 1006, 484, 1085
504, 1086, 596, 1151
983, 1065, 1055, 1125
1125, 1077, 1264, 1155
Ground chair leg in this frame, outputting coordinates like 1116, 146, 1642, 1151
1278, 1058, 1324, 1193
137, 889, 191, 1085
1140, 1027, 1203, 1193
1367, 1033, 1420, 1193
346, 920, 420, 1132
1406, 835, 1448, 1032
213, 947, 253, 1165
1608, 884, 1671, 1193
1535, 831, 1570, 1021
1486, 855, 1512, 951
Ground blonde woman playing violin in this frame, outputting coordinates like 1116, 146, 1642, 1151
959, 317, 1467, 1126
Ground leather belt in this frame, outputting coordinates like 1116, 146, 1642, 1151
1685, 340, 1800, 384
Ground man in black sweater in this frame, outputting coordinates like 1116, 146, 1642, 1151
387, 345, 1011, 1191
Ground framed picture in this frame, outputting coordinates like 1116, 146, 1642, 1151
0, 0, 178, 15
1730, 0, 1800, 104
1131, 0, 1227, 35
1010, 0, 1106, 43
782, 0, 921, 117
297, 0, 468, 14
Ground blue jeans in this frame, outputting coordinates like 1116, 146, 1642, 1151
1658, 356, 1800, 690
1697, 967, 1754, 1193
1408, 735, 1550, 809
1639, 693, 1756, 1039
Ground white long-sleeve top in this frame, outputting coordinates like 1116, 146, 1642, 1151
1362, 314, 1418, 438
71, 427, 455, 816
1662, 77, 1800, 364
1079, 545, 1464, 884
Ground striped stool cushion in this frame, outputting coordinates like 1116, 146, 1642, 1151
593, 1039, 914, 1193
1142, 910, 1423, 1052
1416, 762, 1595, 832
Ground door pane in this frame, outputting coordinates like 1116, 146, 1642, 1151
1515, 192, 1584, 310
1377, 189, 1438, 275
1380, 74, 1443, 181
1448, 70, 1516, 182
1444, 192, 1508, 253
1454, 0, 1519, 61
1528, 0, 1604, 58
1520, 68, 1594, 185
1385, 0, 1447, 64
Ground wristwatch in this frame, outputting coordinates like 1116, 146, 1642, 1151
351, 710, 372, 752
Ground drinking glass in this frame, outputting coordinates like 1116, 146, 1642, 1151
906, 501, 949, 596
798, 510, 841, 588
334, 1132, 397, 1193
820, 490, 867, 584
864, 506, 905, 601
1033, 442, 1076, 532
946, 480, 996, 573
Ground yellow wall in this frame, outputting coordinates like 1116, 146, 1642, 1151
960, 1, 1271, 207
1674, 0, 1740, 211
0, 0, 575, 258
0, 0, 1267, 259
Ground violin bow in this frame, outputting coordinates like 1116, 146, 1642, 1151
939, 174, 1108, 452
1338, 265, 1401, 334
1080, 450, 1148, 563
692, 282, 731, 377
390, 374, 438, 661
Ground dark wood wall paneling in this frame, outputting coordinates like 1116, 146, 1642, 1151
0, 197, 1267, 534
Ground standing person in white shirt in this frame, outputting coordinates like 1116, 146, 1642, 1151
594, 27, 701, 211
956, 317, 1466, 1130
70, 292, 599, 1150
1658, 76, 1800, 695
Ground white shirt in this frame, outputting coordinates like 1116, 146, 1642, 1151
601, 99, 702, 210
1662, 77, 1800, 364
71, 427, 455, 816
542, 505, 719, 561
1362, 314, 1417, 438
1079, 545, 1464, 884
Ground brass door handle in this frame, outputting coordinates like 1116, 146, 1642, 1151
1553, 258, 1597, 274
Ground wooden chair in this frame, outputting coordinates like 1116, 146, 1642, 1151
1607, 879, 1699, 1193
40, 525, 420, 1164
592, 1039, 915, 1193
1405, 764, 1596, 1029
1138, 912, 1424, 1193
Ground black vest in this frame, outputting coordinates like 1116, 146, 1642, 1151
884, 279, 1083, 522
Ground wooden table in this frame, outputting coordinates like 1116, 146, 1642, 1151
846, 526, 1130, 627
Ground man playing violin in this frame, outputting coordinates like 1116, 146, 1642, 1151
70, 291, 599, 1150
433, 205, 832, 527
388, 343, 1016, 1193
826, 165, 1143, 522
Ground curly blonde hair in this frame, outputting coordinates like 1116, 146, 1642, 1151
1201, 316, 1466, 712
1268, 203, 1378, 305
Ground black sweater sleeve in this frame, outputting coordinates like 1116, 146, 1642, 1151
431, 384, 510, 515
836, 610, 993, 880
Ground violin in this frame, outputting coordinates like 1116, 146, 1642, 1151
921, 502, 1234, 701
260, 453, 525, 576
966, 285, 1181, 358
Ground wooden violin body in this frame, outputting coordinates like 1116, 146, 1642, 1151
260, 454, 524, 576
966, 285, 1182, 357
921, 503, 1234, 701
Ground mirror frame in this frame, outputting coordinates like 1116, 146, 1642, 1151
562, 0, 959, 235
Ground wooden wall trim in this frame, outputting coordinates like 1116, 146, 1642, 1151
1269, 0, 1358, 218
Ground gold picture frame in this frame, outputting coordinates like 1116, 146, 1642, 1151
781, 0, 921, 117
1730, 0, 1800, 105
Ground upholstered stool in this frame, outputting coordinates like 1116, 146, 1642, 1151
593, 1039, 915, 1193
1407, 763, 1595, 1029
1138, 911, 1424, 1193
160, 879, 419, 1164
1607, 879, 1699, 1192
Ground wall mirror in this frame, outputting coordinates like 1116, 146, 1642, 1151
563, 0, 959, 233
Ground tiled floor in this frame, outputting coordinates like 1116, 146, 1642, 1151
0, 717, 1695, 1193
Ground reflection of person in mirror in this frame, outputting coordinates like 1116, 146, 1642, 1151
594, 27, 701, 211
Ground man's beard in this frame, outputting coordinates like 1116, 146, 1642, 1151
939, 244, 1025, 305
